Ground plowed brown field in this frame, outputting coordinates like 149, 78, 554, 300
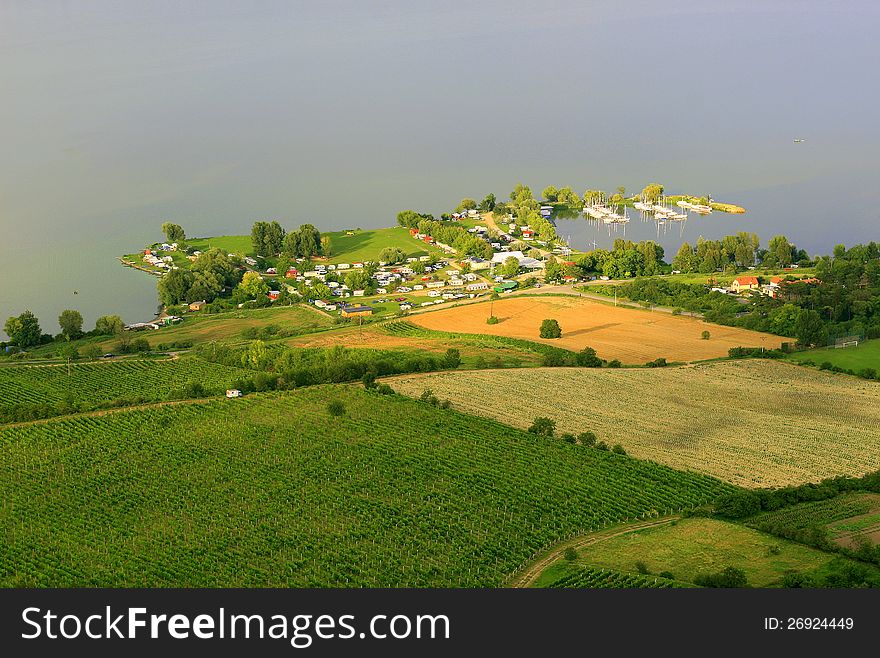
409, 296, 787, 363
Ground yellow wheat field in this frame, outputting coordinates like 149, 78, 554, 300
389, 360, 880, 488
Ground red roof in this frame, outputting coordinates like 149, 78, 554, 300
733, 276, 759, 285
770, 276, 783, 284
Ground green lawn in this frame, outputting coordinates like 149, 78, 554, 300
321, 227, 444, 264
537, 518, 837, 587
187, 235, 256, 257
787, 338, 880, 372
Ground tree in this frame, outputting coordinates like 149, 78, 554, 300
612, 444, 626, 455
456, 198, 477, 212
296, 224, 322, 258
577, 431, 597, 446
4, 310, 41, 347
57, 309, 84, 340
556, 187, 581, 208
701, 330, 711, 340
542, 185, 559, 202
327, 400, 346, 416
158, 268, 193, 306
444, 348, 461, 369
539, 318, 561, 339
501, 256, 520, 279
251, 221, 285, 257
161, 222, 186, 243
672, 242, 694, 273
694, 566, 748, 588
528, 416, 556, 437
82, 344, 102, 359
379, 247, 406, 264
320, 235, 332, 256
58, 342, 79, 360
794, 309, 827, 346
576, 346, 602, 367
237, 271, 269, 299
641, 183, 664, 203
479, 193, 496, 212
95, 315, 124, 335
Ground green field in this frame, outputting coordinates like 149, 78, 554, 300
187, 235, 256, 257
321, 227, 444, 264
787, 338, 880, 372
535, 518, 844, 588
0, 357, 252, 416
0, 385, 730, 587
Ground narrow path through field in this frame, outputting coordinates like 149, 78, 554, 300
506, 516, 680, 588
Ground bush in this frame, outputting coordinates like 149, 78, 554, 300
694, 566, 748, 588
375, 383, 394, 395
486, 316, 499, 325
564, 547, 579, 562
701, 330, 711, 340
645, 357, 667, 368
659, 571, 675, 581
576, 346, 602, 367
612, 444, 626, 455
419, 388, 439, 406
607, 359, 622, 368
560, 432, 576, 444
635, 561, 650, 575
819, 361, 833, 370
327, 400, 346, 416
595, 441, 608, 451
539, 319, 562, 339
528, 416, 556, 437
444, 348, 462, 369
361, 372, 377, 389
577, 431, 597, 447
671, 308, 683, 316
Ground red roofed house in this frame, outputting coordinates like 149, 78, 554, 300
268, 290, 281, 301
731, 276, 760, 293
285, 268, 298, 278
521, 229, 534, 239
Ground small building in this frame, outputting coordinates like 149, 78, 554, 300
341, 305, 373, 318
189, 300, 207, 311
285, 268, 298, 278
521, 229, 534, 239
493, 281, 518, 293
731, 276, 760, 293
466, 282, 489, 292
266, 267, 277, 275
268, 290, 281, 301
426, 280, 446, 289
353, 289, 365, 297
226, 389, 242, 399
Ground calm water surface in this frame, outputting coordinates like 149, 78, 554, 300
1, 1, 878, 335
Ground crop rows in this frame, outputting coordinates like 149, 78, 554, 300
383, 321, 571, 356
389, 360, 880, 487
545, 567, 681, 588
747, 494, 879, 531
0, 385, 729, 587
0, 358, 252, 410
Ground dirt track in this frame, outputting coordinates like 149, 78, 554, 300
507, 517, 679, 588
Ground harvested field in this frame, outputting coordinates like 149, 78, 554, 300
409, 296, 786, 364
389, 360, 880, 487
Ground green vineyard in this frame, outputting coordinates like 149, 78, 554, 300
0, 385, 731, 587
747, 494, 879, 532
545, 567, 684, 589
0, 358, 252, 413
382, 321, 574, 358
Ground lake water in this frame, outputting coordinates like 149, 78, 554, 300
2, 1, 878, 336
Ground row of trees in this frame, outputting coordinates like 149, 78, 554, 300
671, 233, 811, 274
545, 239, 665, 281
396, 210, 493, 259
250, 221, 327, 259
4, 309, 126, 349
